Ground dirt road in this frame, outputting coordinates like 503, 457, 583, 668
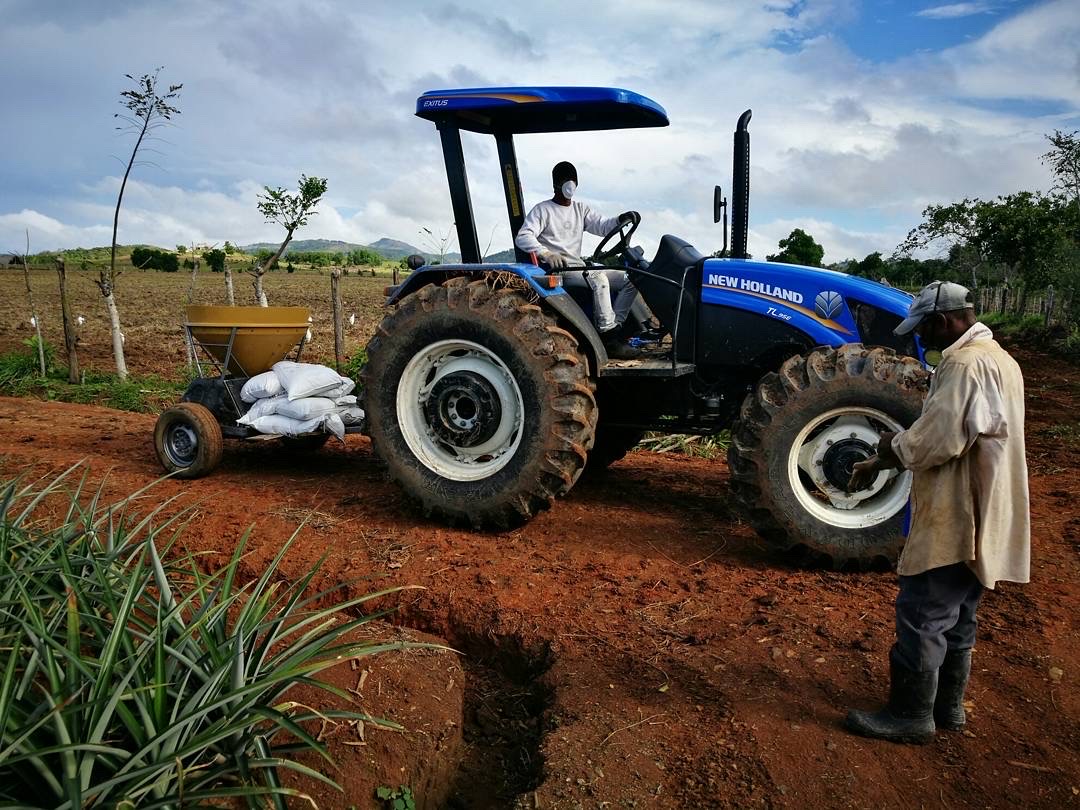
0, 345, 1076, 808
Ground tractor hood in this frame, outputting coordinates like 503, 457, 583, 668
701, 257, 918, 352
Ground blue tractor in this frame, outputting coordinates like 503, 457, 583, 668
362, 87, 929, 567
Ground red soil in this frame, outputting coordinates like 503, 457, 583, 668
0, 344, 1076, 808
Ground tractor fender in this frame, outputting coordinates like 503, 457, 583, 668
386, 263, 607, 375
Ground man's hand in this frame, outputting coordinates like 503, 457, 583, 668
618, 210, 639, 226
875, 430, 901, 469
848, 456, 884, 492
544, 252, 569, 270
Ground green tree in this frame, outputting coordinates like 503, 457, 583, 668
848, 251, 887, 281
103, 68, 182, 379
202, 248, 226, 273
176, 244, 186, 254
1041, 129, 1080, 205
223, 240, 236, 254
767, 228, 824, 267
250, 174, 327, 306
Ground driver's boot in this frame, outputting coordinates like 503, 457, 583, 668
845, 649, 937, 744
602, 332, 642, 360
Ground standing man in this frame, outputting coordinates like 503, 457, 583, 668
514, 161, 642, 359
845, 280, 1030, 743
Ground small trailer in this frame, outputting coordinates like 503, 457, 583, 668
154, 305, 362, 478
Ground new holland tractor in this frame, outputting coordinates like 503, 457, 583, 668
362, 87, 930, 568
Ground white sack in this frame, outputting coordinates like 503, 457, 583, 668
241, 370, 283, 403
275, 396, 339, 421
246, 413, 324, 437
272, 361, 345, 401
323, 377, 356, 399
323, 413, 346, 440
340, 406, 365, 425
333, 394, 358, 406
237, 394, 287, 425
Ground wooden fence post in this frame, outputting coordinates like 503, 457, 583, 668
999, 286, 1009, 315
56, 258, 80, 384
1044, 285, 1055, 327
331, 268, 344, 373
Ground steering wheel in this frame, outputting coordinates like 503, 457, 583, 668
590, 211, 640, 263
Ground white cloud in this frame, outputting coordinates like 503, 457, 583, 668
0, 0, 1075, 266
916, 3, 995, 20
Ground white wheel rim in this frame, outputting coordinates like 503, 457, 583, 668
787, 406, 911, 530
396, 339, 524, 481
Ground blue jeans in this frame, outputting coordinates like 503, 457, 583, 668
893, 562, 984, 672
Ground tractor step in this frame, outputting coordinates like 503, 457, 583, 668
600, 358, 696, 377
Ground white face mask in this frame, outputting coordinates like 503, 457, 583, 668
560, 180, 576, 200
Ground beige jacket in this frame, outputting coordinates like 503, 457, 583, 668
892, 323, 1030, 588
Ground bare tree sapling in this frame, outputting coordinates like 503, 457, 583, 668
104, 68, 182, 379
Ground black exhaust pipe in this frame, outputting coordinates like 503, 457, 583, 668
731, 109, 751, 259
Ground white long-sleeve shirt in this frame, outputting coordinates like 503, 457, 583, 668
514, 199, 619, 259
892, 322, 1030, 588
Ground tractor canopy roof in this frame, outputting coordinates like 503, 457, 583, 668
415, 86, 669, 134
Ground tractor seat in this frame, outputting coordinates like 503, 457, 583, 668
647, 235, 705, 284
628, 235, 705, 345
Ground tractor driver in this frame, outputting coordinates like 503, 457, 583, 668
514, 161, 642, 360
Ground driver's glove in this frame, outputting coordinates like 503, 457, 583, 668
618, 211, 639, 226
544, 251, 570, 270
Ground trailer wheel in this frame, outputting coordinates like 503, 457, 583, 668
362, 277, 597, 528
728, 344, 929, 568
154, 402, 224, 479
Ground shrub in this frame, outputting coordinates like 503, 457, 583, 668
342, 347, 368, 383
131, 246, 179, 273
0, 467, 430, 806
202, 249, 226, 273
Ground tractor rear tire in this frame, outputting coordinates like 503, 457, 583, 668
728, 344, 929, 568
154, 402, 224, 479
362, 277, 597, 528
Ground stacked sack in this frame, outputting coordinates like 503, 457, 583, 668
237, 361, 364, 439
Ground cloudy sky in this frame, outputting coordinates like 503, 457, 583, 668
2, 0, 1078, 263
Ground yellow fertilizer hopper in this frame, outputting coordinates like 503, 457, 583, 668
184, 305, 310, 376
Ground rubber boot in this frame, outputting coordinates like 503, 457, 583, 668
845, 653, 937, 744
934, 649, 971, 731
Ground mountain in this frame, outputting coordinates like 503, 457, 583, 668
235, 237, 466, 263
237, 239, 370, 255
235, 237, 526, 264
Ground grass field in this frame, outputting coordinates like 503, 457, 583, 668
1, 263, 395, 380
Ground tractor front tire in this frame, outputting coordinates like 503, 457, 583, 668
154, 402, 224, 479
728, 344, 929, 568
362, 277, 597, 528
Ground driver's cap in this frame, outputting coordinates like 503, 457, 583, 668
894, 280, 973, 336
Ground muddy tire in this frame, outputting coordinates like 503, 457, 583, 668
362, 277, 597, 528
728, 344, 929, 568
586, 425, 645, 472
154, 402, 224, 479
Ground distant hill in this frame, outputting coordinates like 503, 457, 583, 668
236, 237, 466, 263
484, 248, 517, 263
238, 239, 369, 255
